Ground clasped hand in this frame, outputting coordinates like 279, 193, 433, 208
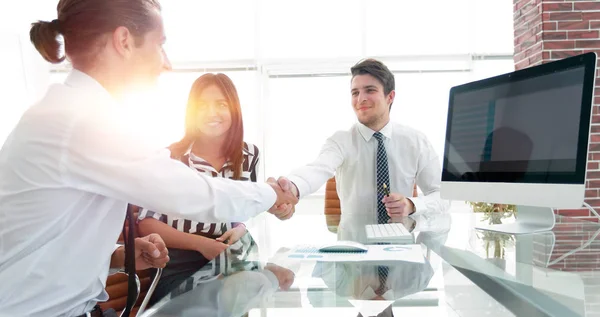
266, 176, 298, 220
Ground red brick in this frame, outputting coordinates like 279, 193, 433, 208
592, 115, 600, 124
515, 0, 533, 11
543, 21, 557, 31
590, 143, 600, 152
576, 40, 600, 49
592, 135, 600, 143
583, 12, 600, 21
586, 189, 599, 198
544, 31, 568, 40
591, 21, 600, 29
516, 58, 530, 70
567, 253, 600, 261
557, 209, 590, 217
588, 180, 600, 188
520, 2, 540, 16
552, 234, 595, 241
543, 2, 573, 12
552, 223, 583, 231
549, 263, 566, 270
550, 50, 585, 59
530, 52, 544, 64
549, 12, 583, 21
575, 2, 600, 11
543, 12, 551, 22
588, 171, 600, 179
569, 30, 600, 39
514, 23, 531, 38
585, 199, 600, 207
542, 51, 551, 60
544, 40, 576, 49
589, 162, 599, 170
516, 32, 539, 45
579, 217, 600, 222
570, 262, 600, 269
558, 21, 590, 30
517, 8, 542, 26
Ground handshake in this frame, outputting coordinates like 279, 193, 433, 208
266, 176, 298, 220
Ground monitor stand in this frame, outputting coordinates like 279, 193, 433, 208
475, 205, 555, 235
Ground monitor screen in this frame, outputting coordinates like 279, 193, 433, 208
442, 53, 596, 185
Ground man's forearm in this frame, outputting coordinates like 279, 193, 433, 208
110, 245, 125, 269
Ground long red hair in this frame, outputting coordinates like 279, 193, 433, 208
169, 73, 244, 180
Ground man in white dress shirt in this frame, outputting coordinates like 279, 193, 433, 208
0, 0, 296, 316
281, 59, 449, 220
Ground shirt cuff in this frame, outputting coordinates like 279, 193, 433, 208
407, 197, 424, 216
262, 269, 281, 290
109, 244, 124, 275
287, 175, 310, 199
257, 182, 277, 211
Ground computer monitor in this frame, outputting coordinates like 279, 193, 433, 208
441, 52, 597, 234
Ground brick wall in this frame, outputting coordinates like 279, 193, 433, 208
515, 4, 600, 313
532, 220, 600, 316
514, 0, 600, 220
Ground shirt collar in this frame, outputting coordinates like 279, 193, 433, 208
360, 286, 395, 300
64, 69, 114, 101
357, 121, 393, 142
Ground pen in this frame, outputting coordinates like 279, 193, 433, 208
382, 183, 390, 197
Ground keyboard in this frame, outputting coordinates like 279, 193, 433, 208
365, 223, 414, 243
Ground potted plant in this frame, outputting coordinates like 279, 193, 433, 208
468, 202, 516, 269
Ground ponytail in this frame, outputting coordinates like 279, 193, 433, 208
29, 19, 65, 64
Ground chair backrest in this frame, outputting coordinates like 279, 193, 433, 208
323, 177, 418, 215
98, 206, 157, 316
99, 270, 153, 316
324, 178, 341, 215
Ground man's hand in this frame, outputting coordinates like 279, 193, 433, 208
265, 263, 295, 291
216, 225, 247, 245
267, 177, 298, 220
382, 193, 415, 217
135, 233, 170, 270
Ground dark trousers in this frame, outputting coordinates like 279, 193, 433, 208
148, 248, 210, 305
76, 306, 117, 317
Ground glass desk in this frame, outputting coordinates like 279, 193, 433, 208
139, 210, 600, 317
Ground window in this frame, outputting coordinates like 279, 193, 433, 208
264, 75, 356, 181
366, 0, 471, 56
391, 71, 471, 158
10, 1, 516, 198
258, 0, 363, 59
161, 0, 256, 61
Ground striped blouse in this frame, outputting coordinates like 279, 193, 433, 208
138, 142, 260, 236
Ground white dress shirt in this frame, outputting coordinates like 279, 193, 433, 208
0, 70, 276, 317
288, 122, 449, 218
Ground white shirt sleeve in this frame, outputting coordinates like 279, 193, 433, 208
287, 136, 345, 199
61, 109, 276, 223
409, 138, 450, 215
108, 244, 123, 275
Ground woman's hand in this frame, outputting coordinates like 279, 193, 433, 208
216, 225, 247, 245
196, 236, 229, 260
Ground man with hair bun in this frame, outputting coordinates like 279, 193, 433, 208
0, 0, 298, 316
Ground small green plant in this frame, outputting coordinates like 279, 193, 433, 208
468, 202, 516, 224
468, 202, 516, 259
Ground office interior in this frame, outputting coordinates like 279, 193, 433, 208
2, 1, 600, 317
